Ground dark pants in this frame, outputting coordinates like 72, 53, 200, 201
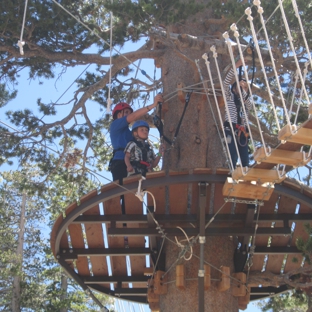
110, 160, 127, 215
225, 128, 249, 168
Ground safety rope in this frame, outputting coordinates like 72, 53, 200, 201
290, 0, 312, 69
18, 0, 29, 55
245, 7, 281, 132
294, 61, 309, 125
228, 25, 256, 150
288, 70, 299, 118
106, 4, 114, 114
276, 0, 310, 109
228, 25, 272, 161
209, 47, 235, 172
198, 54, 232, 169
254, 1, 292, 128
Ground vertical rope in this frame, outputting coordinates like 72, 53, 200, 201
288, 70, 299, 117
201, 52, 232, 170
229, 24, 256, 151
106, 3, 114, 114
253, 1, 292, 127
294, 61, 309, 124
290, 0, 312, 69
245, 7, 281, 132
18, 0, 29, 55
277, 0, 310, 111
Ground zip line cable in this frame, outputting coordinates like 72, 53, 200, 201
106, 4, 114, 114
50, 0, 155, 83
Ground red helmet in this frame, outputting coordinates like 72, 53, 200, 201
112, 102, 133, 120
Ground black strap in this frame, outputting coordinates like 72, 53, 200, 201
171, 90, 193, 146
153, 91, 193, 147
113, 147, 124, 155
247, 38, 255, 99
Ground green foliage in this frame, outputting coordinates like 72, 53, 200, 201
294, 223, 312, 265
0, 83, 17, 108
0, 167, 112, 311
257, 290, 308, 311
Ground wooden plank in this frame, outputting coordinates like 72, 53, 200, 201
222, 178, 274, 201
169, 183, 188, 214
254, 147, 310, 167
84, 205, 108, 278
232, 168, 286, 184
147, 185, 166, 214
103, 197, 127, 284
68, 223, 90, 276
250, 193, 280, 273
265, 195, 297, 274
278, 124, 312, 145
124, 193, 146, 288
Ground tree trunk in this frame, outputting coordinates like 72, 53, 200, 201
159, 237, 237, 311
60, 271, 68, 312
12, 193, 26, 312
157, 16, 238, 311
160, 36, 227, 171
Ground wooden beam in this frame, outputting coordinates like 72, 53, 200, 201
204, 264, 211, 290
231, 272, 247, 297
154, 271, 168, 295
217, 266, 230, 292
176, 264, 185, 290
107, 226, 291, 237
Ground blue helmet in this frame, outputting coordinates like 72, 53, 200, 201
132, 120, 150, 132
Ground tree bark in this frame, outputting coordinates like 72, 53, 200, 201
160, 237, 237, 312
60, 271, 68, 312
12, 193, 26, 312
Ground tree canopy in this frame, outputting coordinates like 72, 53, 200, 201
1, 0, 312, 179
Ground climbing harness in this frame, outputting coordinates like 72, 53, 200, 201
127, 139, 153, 176
154, 91, 193, 148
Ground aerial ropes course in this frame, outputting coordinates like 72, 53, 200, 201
196, 1, 312, 203
43, 0, 312, 311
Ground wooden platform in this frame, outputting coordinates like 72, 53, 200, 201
51, 169, 312, 307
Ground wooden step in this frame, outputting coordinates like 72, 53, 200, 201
232, 167, 286, 184
223, 177, 274, 201
254, 147, 311, 167
278, 124, 312, 145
